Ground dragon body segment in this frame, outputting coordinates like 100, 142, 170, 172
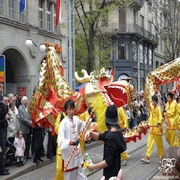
145, 58, 180, 110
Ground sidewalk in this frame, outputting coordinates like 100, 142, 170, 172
2, 141, 101, 180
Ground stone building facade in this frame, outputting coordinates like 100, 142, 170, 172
104, 0, 165, 91
0, 0, 65, 98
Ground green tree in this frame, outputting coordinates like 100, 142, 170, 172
75, 0, 132, 74
151, 0, 180, 60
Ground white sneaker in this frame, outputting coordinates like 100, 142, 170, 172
122, 155, 129, 166
141, 157, 149, 164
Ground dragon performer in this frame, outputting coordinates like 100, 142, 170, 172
145, 57, 180, 148
28, 45, 149, 179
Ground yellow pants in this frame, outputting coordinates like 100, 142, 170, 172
121, 151, 129, 160
54, 147, 64, 180
175, 131, 180, 146
166, 129, 176, 147
146, 133, 164, 159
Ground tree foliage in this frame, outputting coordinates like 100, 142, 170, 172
75, 0, 132, 74
151, 0, 180, 61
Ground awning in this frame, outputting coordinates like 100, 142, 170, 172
75, 83, 86, 91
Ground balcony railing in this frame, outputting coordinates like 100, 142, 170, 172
131, 0, 144, 10
102, 23, 158, 45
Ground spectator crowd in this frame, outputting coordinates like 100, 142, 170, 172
0, 83, 56, 176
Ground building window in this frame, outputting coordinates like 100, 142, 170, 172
47, 11, 50, 31
144, 46, 148, 64
39, 8, 43, 29
9, 0, 15, 20
47, 2, 51, 31
19, 11, 25, 23
118, 41, 130, 60
39, 0, 43, 29
119, 10, 125, 24
0, 0, 4, 16
156, 61, 159, 68
148, 21, 152, 33
139, 44, 143, 63
132, 41, 137, 62
54, 3, 57, 33
155, 9, 158, 25
54, 13, 57, 33
133, 10, 136, 24
148, 48, 152, 66
118, 74, 129, 81
140, 15, 144, 28
160, 38, 163, 53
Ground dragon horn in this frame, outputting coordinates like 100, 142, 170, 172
74, 69, 90, 83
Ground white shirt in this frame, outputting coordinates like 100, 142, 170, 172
58, 115, 85, 170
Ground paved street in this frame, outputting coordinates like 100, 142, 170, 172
9, 127, 171, 180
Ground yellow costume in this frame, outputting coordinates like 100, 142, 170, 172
54, 113, 64, 180
175, 103, 180, 146
165, 101, 178, 147
118, 107, 129, 162
145, 105, 164, 159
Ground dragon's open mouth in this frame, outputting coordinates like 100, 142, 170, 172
104, 84, 128, 107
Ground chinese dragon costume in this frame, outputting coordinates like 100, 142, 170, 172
28, 45, 149, 179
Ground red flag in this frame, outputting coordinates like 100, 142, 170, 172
56, 0, 60, 26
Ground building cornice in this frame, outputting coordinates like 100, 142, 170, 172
0, 16, 29, 31
39, 29, 62, 40
154, 52, 165, 59
0, 17, 62, 40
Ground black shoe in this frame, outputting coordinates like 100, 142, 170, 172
20, 161, 24, 166
38, 158, 44, 162
17, 162, 21, 167
33, 159, 39, 165
4, 168, 9, 172
47, 156, 53, 160
26, 155, 32, 159
0, 170, 10, 175
40, 152, 45, 157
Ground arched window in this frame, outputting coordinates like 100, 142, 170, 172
156, 61, 159, 68
117, 74, 129, 81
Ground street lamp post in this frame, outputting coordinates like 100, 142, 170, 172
25, 37, 46, 88
67, 0, 74, 89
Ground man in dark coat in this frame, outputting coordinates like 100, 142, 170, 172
0, 95, 10, 175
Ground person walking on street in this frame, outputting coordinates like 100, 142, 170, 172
164, 92, 178, 147
87, 105, 127, 180
141, 95, 164, 163
18, 96, 32, 160
0, 96, 10, 175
